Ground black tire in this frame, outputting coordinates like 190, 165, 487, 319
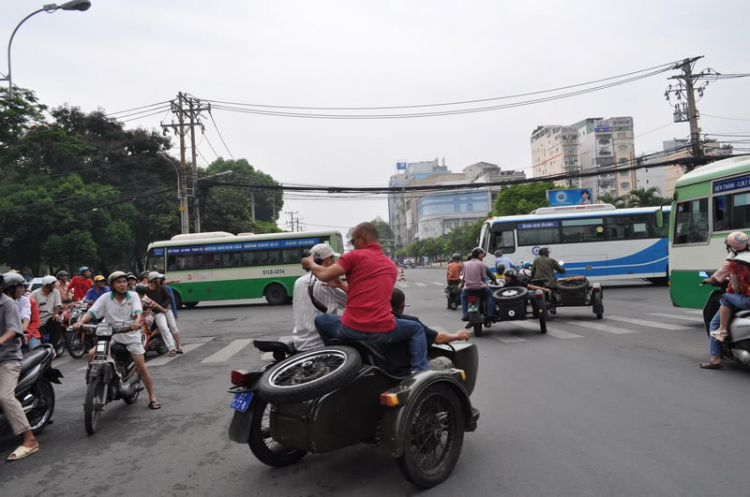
173, 292, 183, 309
396, 384, 465, 488
539, 315, 548, 334
493, 286, 529, 303
156, 343, 169, 355
26, 378, 55, 435
449, 300, 458, 311
66, 329, 87, 359
84, 377, 106, 435
184, 302, 199, 308
257, 346, 362, 404
249, 397, 307, 467
593, 294, 604, 319
264, 284, 288, 306
473, 323, 483, 337
122, 377, 141, 405
54, 334, 66, 359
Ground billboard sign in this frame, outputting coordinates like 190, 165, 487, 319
396, 162, 407, 171
547, 188, 595, 207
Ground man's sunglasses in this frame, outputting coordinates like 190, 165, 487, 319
349, 234, 363, 246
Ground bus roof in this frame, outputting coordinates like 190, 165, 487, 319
675, 155, 750, 188
485, 206, 669, 225
147, 230, 339, 249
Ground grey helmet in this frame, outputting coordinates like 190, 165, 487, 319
2, 272, 26, 292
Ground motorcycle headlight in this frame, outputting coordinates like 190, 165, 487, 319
95, 325, 113, 337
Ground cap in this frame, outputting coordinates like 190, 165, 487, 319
159, 273, 166, 280
93, 275, 105, 282
41, 275, 57, 286
147, 271, 161, 281
309, 244, 340, 260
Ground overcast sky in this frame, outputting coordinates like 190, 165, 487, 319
4, 0, 749, 236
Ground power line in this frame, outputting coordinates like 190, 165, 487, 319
105, 100, 171, 116
703, 114, 750, 122
208, 110, 235, 160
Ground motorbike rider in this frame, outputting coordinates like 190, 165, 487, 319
55, 271, 72, 302
446, 253, 463, 286
461, 247, 497, 321
700, 232, 750, 370
126, 273, 138, 292
531, 247, 565, 289
306, 222, 431, 373
29, 276, 63, 350
68, 266, 93, 302
73, 271, 161, 409
520, 261, 533, 280
145, 272, 179, 356
494, 250, 516, 275
0, 273, 40, 461
158, 274, 183, 353
292, 243, 348, 352
134, 283, 165, 332
84, 275, 110, 303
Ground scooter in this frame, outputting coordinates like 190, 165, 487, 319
79, 322, 144, 434
0, 344, 63, 437
445, 281, 463, 310
702, 271, 750, 366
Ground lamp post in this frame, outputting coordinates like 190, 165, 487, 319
1, 1, 92, 100
157, 151, 190, 235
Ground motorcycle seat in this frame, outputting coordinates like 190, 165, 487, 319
253, 339, 295, 355
737, 310, 750, 319
21, 348, 50, 376
110, 343, 131, 362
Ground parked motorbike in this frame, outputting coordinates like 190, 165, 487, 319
0, 344, 63, 437
79, 322, 144, 434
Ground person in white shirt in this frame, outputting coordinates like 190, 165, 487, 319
292, 244, 348, 351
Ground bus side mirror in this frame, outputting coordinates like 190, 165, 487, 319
655, 209, 664, 228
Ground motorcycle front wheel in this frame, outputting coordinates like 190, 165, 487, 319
66, 329, 87, 359
27, 378, 56, 434
84, 377, 106, 435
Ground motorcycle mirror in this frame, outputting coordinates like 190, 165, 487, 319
698, 271, 709, 278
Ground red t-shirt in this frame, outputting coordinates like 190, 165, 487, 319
69, 276, 92, 302
337, 243, 397, 332
727, 260, 750, 296
27, 297, 41, 339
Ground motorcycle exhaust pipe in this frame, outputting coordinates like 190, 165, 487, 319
732, 349, 750, 365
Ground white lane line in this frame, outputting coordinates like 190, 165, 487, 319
432, 282, 444, 287
606, 315, 688, 331
493, 335, 528, 344
513, 320, 583, 339
415, 282, 427, 287
564, 320, 638, 334
685, 310, 704, 315
201, 339, 252, 363
148, 342, 208, 367
649, 312, 703, 322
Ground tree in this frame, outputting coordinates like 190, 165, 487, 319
444, 221, 483, 257
345, 216, 396, 254
493, 182, 560, 216
598, 193, 626, 208
626, 187, 669, 208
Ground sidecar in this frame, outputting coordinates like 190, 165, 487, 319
227, 340, 479, 489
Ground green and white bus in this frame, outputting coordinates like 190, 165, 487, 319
145, 231, 344, 307
669, 155, 750, 308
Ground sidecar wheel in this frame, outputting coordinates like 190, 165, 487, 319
249, 398, 307, 467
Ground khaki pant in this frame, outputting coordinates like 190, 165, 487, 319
0, 361, 31, 435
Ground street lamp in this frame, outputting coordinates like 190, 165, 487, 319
157, 151, 189, 235
1, 1, 92, 100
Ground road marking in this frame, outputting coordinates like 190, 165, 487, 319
432, 282, 444, 287
564, 320, 638, 334
54, 356, 74, 367
148, 342, 209, 367
415, 282, 427, 287
201, 339, 252, 363
685, 310, 704, 315
493, 335, 528, 344
649, 312, 703, 322
513, 320, 583, 339
397, 282, 409, 288
606, 315, 688, 331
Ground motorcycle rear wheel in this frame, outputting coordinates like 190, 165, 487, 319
27, 378, 56, 434
84, 378, 106, 435
249, 398, 307, 467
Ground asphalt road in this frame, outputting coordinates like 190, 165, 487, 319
1, 268, 747, 496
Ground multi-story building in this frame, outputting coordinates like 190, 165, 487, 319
530, 126, 580, 187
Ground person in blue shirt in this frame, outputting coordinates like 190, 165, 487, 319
493, 251, 516, 275
84, 275, 110, 303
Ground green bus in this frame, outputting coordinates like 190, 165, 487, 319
669, 155, 750, 308
145, 231, 344, 307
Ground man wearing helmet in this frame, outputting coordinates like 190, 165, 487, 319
446, 254, 463, 285
30, 276, 63, 351
493, 250, 516, 275
701, 232, 750, 369
0, 273, 40, 460
55, 271, 71, 302
531, 247, 565, 289
68, 267, 93, 302
84, 275, 110, 303
461, 247, 497, 321
73, 271, 161, 409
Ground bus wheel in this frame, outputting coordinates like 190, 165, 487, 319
184, 302, 199, 309
265, 284, 288, 306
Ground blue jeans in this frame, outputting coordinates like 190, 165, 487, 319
708, 293, 750, 355
461, 286, 495, 317
26, 337, 42, 351
314, 314, 431, 372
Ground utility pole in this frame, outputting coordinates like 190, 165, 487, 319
666, 56, 706, 167
285, 211, 300, 232
176, 92, 189, 234
250, 192, 256, 221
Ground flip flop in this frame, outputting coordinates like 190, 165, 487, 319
699, 362, 724, 370
175, 349, 183, 355
7, 445, 39, 461
148, 401, 162, 410
168, 350, 177, 357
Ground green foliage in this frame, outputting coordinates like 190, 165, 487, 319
597, 193, 626, 207
444, 221, 483, 257
346, 217, 396, 255
493, 182, 560, 216
626, 187, 669, 207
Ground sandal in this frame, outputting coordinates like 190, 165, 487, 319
7, 445, 39, 461
168, 350, 177, 357
175, 349, 183, 355
148, 401, 162, 410
710, 330, 729, 342
699, 361, 724, 370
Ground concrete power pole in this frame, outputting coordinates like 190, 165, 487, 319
667, 56, 705, 168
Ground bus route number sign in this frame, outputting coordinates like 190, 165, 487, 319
262, 269, 285, 275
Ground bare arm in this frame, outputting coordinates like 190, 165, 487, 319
0, 329, 17, 345
730, 273, 742, 293
301, 256, 346, 282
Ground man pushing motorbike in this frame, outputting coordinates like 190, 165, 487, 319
73, 271, 161, 409
304, 222, 431, 373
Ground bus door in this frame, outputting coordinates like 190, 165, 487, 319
559, 218, 608, 278
488, 223, 517, 271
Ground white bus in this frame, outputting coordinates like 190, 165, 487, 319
478, 204, 668, 282
145, 231, 344, 307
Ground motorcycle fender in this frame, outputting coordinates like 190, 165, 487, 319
227, 391, 259, 444
88, 363, 113, 384
378, 371, 473, 458
43, 367, 64, 385
468, 311, 483, 325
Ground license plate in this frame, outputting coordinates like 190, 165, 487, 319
468, 303, 479, 312
230, 392, 253, 412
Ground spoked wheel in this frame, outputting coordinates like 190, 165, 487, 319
53, 334, 67, 358
257, 346, 362, 404
26, 378, 56, 434
397, 384, 465, 488
249, 397, 307, 467
123, 378, 141, 405
84, 378, 106, 435
66, 329, 87, 359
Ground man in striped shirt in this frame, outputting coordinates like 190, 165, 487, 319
292, 244, 348, 351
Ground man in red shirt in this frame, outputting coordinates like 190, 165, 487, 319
68, 267, 93, 302
303, 222, 430, 372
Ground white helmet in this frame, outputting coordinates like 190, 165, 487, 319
41, 275, 57, 287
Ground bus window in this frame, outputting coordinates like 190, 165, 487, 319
517, 226, 560, 246
489, 223, 516, 254
714, 195, 729, 231
606, 215, 653, 240
714, 192, 750, 231
674, 198, 709, 244
479, 223, 490, 252
560, 218, 605, 243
